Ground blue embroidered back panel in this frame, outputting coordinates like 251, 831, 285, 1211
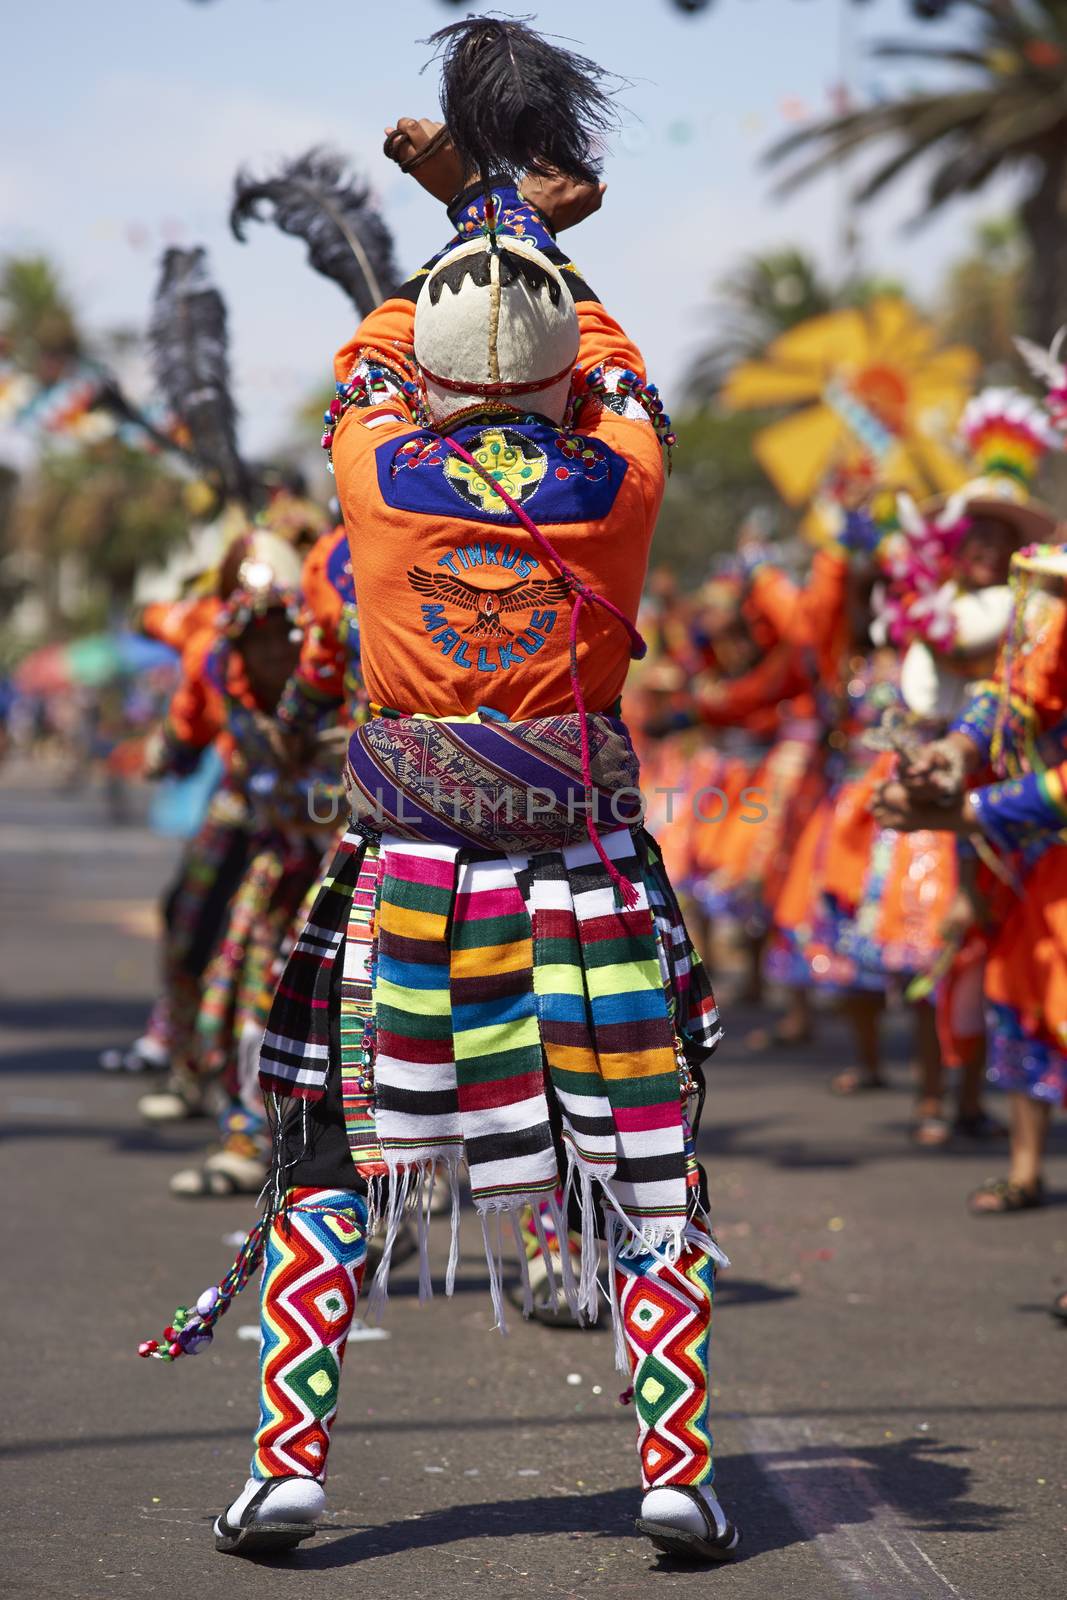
326, 532, 356, 605
373, 419, 628, 528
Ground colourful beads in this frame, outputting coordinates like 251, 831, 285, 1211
321, 366, 426, 467
577, 364, 676, 466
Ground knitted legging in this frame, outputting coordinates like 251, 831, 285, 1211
252, 1188, 368, 1480
251, 1187, 714, 1490
614, 1223, 716, 1489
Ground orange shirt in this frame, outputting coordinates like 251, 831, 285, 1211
331, 298, 664, 721
293, 526, 349, 706
140, 596, 220, 653
166, 624, 225, 752
697, 644, 813, 732
750, 549, 849, 692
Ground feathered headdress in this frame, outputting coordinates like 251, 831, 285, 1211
870, 387, 1061, 653
955, 386, 1060, 497
428, 17, 618, 185
1014, 328, 1067, 435
149, 247, 250, 507
230, 148, 399, 321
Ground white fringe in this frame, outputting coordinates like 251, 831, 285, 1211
509, 1210, 534, 1318
446, 1166, 462, 1297
416, 1166, 433, 1305
577, 1168, 599, 1323
547, 1191, 582, 1323
352, 1154, 729, 1368
479, 1211, 508, 1332
529, 1203, 560, 1314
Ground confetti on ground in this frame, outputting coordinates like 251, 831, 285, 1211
828, 1217, 845, 1231
566, 1373, 582, 1386
236, 1324, 260, 1342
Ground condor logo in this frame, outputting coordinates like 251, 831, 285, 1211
407, 546, 569, 673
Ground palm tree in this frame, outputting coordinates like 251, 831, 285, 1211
0, 256, 81, 381
13, 441, 192, 629
766, 0, 1067, 341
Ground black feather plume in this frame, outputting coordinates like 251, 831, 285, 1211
149, 247, 249, 505
230, 148, 398, 321
428, 17, 618, 184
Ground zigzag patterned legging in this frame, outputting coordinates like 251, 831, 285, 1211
252, 1188, 368, 1481
251, 1187, 715, 1490
613, 1224, 716, 1489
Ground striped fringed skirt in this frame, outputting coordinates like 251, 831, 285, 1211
259, 819, 723, 1329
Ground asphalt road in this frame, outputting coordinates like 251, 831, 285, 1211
2, 763, 1065, 1599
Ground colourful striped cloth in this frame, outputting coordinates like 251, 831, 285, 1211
261, 828, 720, 1278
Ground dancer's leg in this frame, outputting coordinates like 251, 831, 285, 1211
616, 1219, 740, 1561
215, 1186, 368, 1556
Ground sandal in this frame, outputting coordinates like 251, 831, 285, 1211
214, 1479, 320, 1557
967, 1178, 1045, 1216
830, 1070, 888, 1096
636, 1486, 742, 1564
912, 1114, 952, 1148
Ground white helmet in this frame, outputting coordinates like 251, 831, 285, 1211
414, 236, 580, 426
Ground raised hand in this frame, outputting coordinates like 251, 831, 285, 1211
517, 170, 606, 232
383, 118, 465, 202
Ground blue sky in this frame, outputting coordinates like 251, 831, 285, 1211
3, 0, 1017, 460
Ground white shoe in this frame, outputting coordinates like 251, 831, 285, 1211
139, 1087, 205, 1124
170, 1146, 267, 1198
636, 1483, 741, 1562
214, 1475, 324, 1556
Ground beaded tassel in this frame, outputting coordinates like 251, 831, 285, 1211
137, 1218, 268, 1362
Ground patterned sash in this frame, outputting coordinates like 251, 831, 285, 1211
344, 711, 642, 852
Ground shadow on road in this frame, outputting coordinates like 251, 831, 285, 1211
249, 1435, 1008, 1571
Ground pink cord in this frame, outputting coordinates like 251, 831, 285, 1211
444, 432, 645, 907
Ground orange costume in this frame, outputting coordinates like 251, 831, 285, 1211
141, 595, 222, 655
276, 527, 364, 732
330, 298, 661, 721
954, 549, 1067, 1102
756, 546, 956, 988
